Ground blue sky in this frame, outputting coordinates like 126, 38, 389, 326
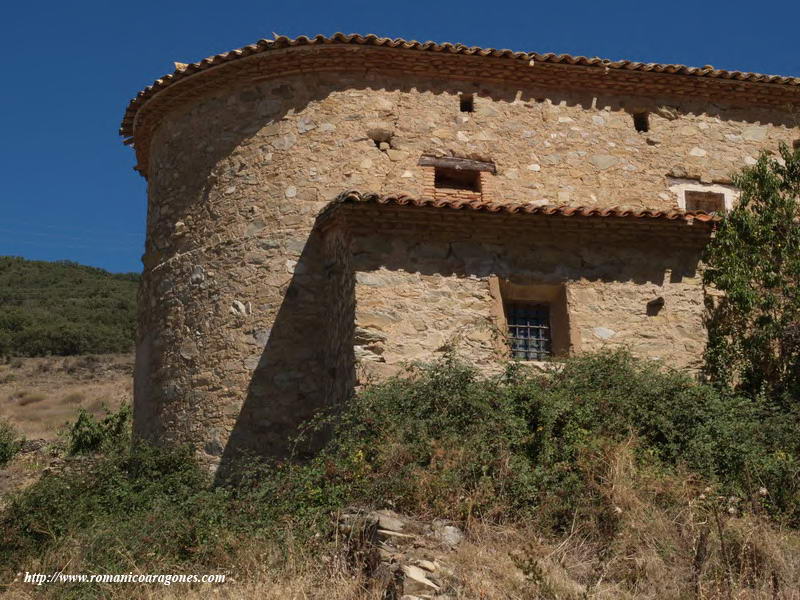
1, 0, 798, 273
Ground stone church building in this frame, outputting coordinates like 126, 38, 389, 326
121, 34, 800, 467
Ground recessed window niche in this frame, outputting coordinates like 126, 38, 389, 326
633, 112, 650, 133
459, 93, 474, 113
668, 178, 737, 214
684, 190, 726, 213
434, 167, 480, 192
419, 155, 496, 201
490, 278, 572, 361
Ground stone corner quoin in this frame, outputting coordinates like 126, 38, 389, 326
122, 34, 800, 468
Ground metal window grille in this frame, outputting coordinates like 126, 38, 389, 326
505, 302, 551, 361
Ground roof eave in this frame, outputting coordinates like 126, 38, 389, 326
120, 33, 800, 144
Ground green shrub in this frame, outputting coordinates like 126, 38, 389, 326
2, 350, 798, 588
67, 405, 131, 455
1, 442, 231, 576
313, 350, 799, 526
0, 420, 24, 467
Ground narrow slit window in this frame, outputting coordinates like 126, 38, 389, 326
434, 167, 481, 192
460, 94, 474, 113
685, 190, 725, 214
633, 112, 650, 133
505, 302, 551, 361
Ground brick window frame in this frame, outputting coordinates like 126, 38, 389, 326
419, 156, 495, 202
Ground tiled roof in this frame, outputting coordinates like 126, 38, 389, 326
323, 191, 722, 225
120, 33, 800, 140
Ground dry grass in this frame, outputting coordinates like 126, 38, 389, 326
14, 514, 797, 600
445, 525, 534, 599
4, 533, 385, 600
169, 543, 383, 600
60, 392, 85, 405
0, 354, 131, 441
508, 441, 800, 600
14, 392, 47, 407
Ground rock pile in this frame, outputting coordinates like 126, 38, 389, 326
338, 508, 466, 599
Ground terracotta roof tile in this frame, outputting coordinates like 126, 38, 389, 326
120, 33, 800, 141
321, 191, 722, 226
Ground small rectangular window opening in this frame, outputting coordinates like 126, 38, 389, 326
434, 167, 481, 192
505, 302, 552, 361
793, 139, 800, 151
685, 190, 725, 214
633, 112, 650, 133
460, 94, 474, 113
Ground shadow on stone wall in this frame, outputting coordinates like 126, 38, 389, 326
349, 227, 703, 287
214, 229, 355, 482
213, 216, 706, 481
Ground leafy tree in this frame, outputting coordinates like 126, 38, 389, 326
703, 143, 800, 403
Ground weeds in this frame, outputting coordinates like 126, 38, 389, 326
1, 350, 799, 598
511, 441, 800, 599
0, 419, 24, 466
309, 350, 800, 527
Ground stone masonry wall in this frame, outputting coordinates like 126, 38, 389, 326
134, 66, 797, 468
324, 227, 356, 416
345, 219, 707, 382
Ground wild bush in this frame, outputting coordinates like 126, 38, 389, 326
1, 351, 798, 595
2, 442, 234, 577
512, 441, 800, 599
315, 350, 799, 527
0, 419, 24, 467
67, 405, 131, 455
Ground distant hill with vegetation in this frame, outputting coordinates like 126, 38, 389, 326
0, 257, 139, 356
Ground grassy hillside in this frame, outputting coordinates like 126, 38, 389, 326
2, 351, 798, 598
0, 257, 138, 356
